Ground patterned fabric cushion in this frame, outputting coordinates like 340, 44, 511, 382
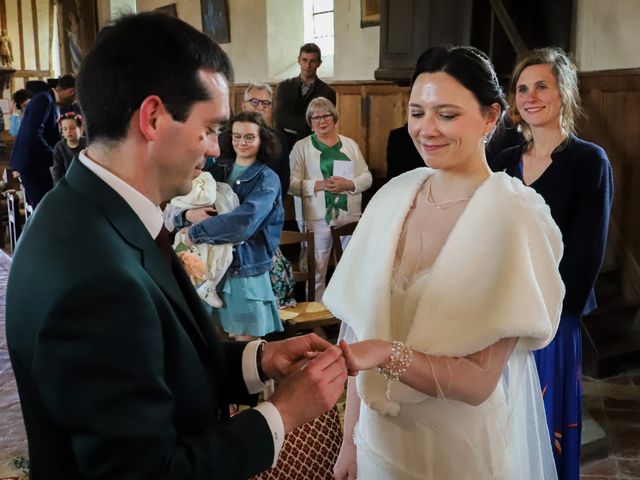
253, 406, 342, 480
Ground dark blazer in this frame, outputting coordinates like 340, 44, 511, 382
385, 124, 424, 179
9, 89, 60, 206
274, 76, 336, 148
6, 160, 273, 479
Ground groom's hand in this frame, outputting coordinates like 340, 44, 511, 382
270, 345, 347, 433
261, 333, 332, 380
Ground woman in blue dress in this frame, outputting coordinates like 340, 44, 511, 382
178, 111, 285, 340
491, 48, 613, 479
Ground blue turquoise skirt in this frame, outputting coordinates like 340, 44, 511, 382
216, 271, 283, 337
533, 313, 582, 480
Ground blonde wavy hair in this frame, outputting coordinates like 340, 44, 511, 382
508, 48, 584, 142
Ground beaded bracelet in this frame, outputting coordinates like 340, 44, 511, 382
378, 340, 413, 381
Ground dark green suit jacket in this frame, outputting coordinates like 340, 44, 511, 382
6, 160, 273, 479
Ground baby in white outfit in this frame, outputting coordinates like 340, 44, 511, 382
164, 171, 239, 307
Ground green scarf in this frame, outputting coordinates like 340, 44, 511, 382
311, 133, 350, 224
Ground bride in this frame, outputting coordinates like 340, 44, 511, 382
325, 46, 563, 479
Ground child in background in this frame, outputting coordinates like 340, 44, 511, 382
51, 112, 87, 184
9, 89, 31, 137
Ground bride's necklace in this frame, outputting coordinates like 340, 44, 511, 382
425, 178, 472, 209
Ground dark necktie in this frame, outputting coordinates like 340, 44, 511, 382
154, 226, 173, 266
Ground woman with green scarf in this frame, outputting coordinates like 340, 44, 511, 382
289, 97, 372, 300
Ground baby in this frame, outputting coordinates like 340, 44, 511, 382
164, 171, 239, 307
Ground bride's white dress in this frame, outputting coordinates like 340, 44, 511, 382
333, 174, 558, 479
350, 269, 555, 479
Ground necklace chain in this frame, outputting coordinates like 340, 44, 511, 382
425, 178, 472, 209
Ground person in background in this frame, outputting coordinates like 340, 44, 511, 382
385, 123, 425, 179
213, 83, 296, 309
177, 111, 285, 341
217, 83, 290, 194
485, 114, 524, 162
25, 80, 50, 95
9, 89, 31, 137
289, 96, 372, 300
241, 83, 292, 192
326, 45, 563, 480
274, 43, 336, 150
8, 74, 76, 207
6, 13, 346, 479
50, 111, 86, 185
490, 47, 613, 480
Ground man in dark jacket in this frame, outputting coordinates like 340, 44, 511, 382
9, 74, 75, 206
274, 43, 336, 150
6, 12, 346, 479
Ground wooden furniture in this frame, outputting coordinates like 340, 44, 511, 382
278, 230, 340, 338
577, 68, 640, 377
5, 190, 23, 253
375, 0, 575, 83
375, 0, 473, 83
330, 221, 358, 264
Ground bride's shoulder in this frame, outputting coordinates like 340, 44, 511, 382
487, 172, 548, 211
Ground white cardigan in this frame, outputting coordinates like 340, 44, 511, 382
288, 134, 373, 222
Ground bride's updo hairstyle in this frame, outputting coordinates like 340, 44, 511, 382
411, 45, 508, 119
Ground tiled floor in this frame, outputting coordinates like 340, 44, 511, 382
0, 251, 28, 479
581, 373, 640, 479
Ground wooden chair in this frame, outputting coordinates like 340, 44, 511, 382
5, 190, 23, 253
330, 221, 358, 263
278, 230, 340, 339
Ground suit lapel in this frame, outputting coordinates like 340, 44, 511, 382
65, 161, 210, 350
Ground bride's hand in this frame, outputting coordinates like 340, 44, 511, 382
333, 438, 357, 479
339, 340, 392, 376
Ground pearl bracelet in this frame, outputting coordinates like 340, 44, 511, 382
378, 340, 413, 381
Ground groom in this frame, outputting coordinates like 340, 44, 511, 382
6, 12, 347, 479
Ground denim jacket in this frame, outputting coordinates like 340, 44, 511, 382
179, 160, 284, 277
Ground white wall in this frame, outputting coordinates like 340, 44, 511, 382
219, 0, 269, 82
266, 0, 304, 79
137, 0, 201, 30
111, 0, 136, 17
575, 0, 639, 71
333, 0, 379, 80
138, 0, 381, 83
220, 0, 379, 83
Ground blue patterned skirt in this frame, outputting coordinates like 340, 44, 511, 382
217, 271, 283, 337
533, 313, 582, 480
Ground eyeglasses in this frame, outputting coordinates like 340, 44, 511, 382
231, 133, 257, 144
245, 98, 272, 108
310, 114, 333, 123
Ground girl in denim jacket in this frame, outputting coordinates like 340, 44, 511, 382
177, 111, 285, 340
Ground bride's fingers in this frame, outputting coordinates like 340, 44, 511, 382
339, 340, 360, 376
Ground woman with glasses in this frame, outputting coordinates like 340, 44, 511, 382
289, 97, 372, 300
177, 111, 285, 340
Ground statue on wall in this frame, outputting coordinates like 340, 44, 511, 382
0, 29, 13, 67
58, 0, 97, 75
66, 11, 83, 73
